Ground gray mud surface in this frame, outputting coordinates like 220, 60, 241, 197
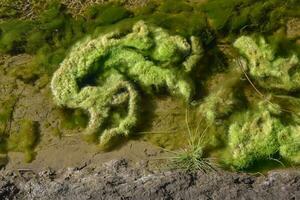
0, 159, 299, 200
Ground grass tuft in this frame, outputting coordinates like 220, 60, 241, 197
167, 109, 216, 172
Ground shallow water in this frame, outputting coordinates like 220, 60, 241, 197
0, 0, 299, 172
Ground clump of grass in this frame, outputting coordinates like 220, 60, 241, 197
167, 109, 216, 172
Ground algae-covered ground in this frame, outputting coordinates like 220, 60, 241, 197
0, 0, 300, 198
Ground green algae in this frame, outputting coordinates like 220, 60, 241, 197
202, 0, 300, 35
158, 0, 192, 13
51, 21, 202, 149
198, 66, 243, 125
7, 120, 40, 162
59, 109, 89, 130
0, 0, 299, 170
193, 33, 300, 170
84, 4, 131, 25
0, 119, 39, 163
0, 87, 39, 162
234, 36, 300, 91
0, 0, 211, 77
226, 101, 283, 169
278, 125, 300, 164
0, 96, 18, 135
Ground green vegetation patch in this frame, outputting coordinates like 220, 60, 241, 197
0, 0, 211, 77
0, 0, 299, 171
226, 102, 283, 169
7, 120, 40, 162
202, 0, 300, 35
51, 21, 202, 149
0, 119, 39, 163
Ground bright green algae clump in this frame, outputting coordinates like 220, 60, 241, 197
226, 100, 300, 169
227, 102, 283, 169
278, 125, 300, 164
195, 35, 300, 170
219, 35, 300, 169
234, 36, 300, 91
51, 21, 202, 149
1, 0, 299, 171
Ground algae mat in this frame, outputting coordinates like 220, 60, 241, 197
0, 0, 300, 172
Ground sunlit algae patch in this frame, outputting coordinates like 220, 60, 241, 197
225, 36, 300, 169
51, 21, 202, 149
234, 36, 300, 91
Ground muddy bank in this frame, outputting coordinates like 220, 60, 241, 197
0, 159, 299, 200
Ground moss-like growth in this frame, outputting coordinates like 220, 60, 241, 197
0, 2, 85, 74
199, 66, 243, 124
157, 0, 193, 14
1, 0, 299, 170
234, 36, 300, 91
0, 96, 17, 135
218, 35, 300, 170
59, 108, 89, 130
85, 4, 131, 26
202, 0, 300, 34
278, 122, 300, 164
226, 101, 284, 169
146, 11, 209, 39
0, 20, 33, 54
7, 120, 39, 162
0, 0, 211, 77
51, 21, 202, 149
